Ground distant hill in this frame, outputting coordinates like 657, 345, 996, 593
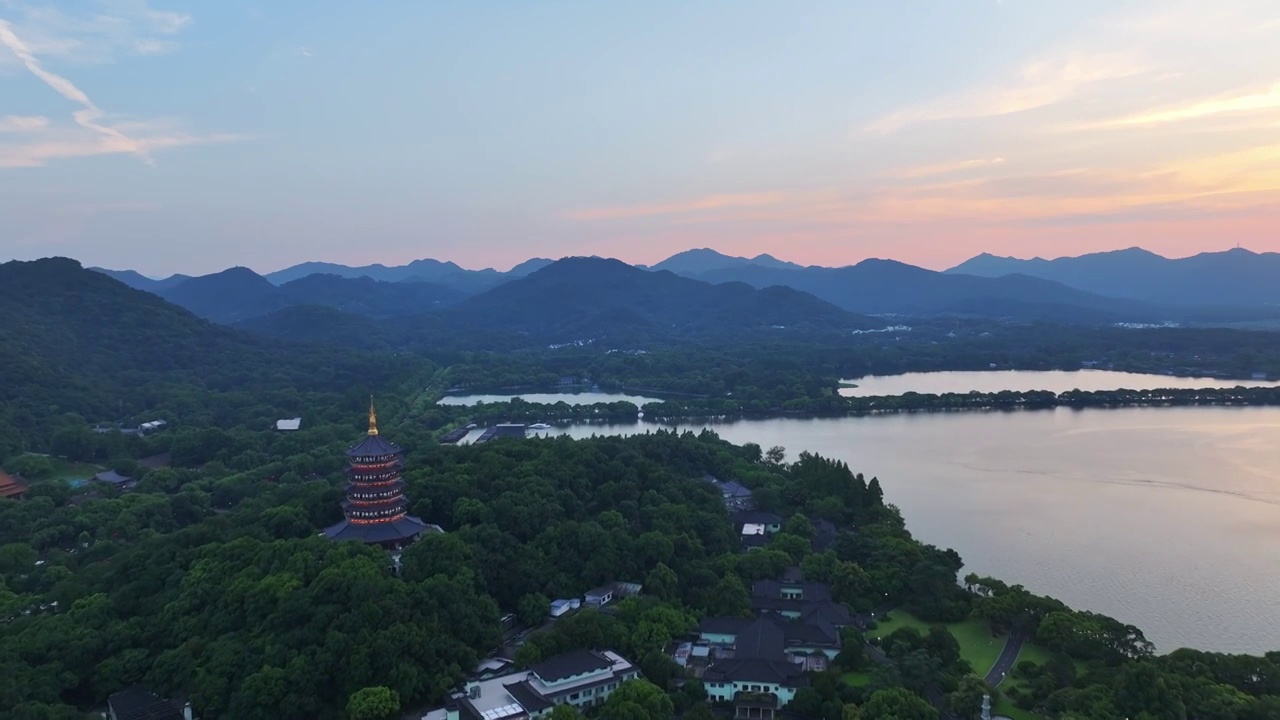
89, 267, 191, 293
0, 259, 265, 418
449, 256, 872, 339
277, 274, 464, 316
261, 256, 552, 291
158, 267, 286, 323
0, 258, 414, 448
946, 247, 1280, 306
686, 258, 1154, 320
646, 248, 806, 275
507, 257, 555, 275
153, 269, 465, 323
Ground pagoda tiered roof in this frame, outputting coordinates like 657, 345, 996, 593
323, 514, 440, 544
346, 433, 402, 458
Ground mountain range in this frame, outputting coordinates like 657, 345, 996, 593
946, 247, 1280, 307
447, 256, 868, 337
154, 268, 464, 324
84, 245, 1280, 334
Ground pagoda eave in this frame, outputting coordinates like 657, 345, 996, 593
322, 515, 441, 546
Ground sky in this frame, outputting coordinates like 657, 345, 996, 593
1, 0, 1279, 276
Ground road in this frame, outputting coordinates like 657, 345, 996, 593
983, 630, 1027, 687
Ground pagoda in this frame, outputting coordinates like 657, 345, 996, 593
323, 399, 438, 550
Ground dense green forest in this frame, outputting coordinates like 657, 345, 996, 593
0, 258, 428, 458
5, 429, 1280, 720
4, 257, 1280, 720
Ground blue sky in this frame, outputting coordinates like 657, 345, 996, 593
2, 1, 1278, 276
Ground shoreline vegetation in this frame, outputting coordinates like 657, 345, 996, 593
10, 427, 1280, 720
439, 385, 1280, 428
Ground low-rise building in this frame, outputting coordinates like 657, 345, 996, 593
734, 510, 782, 533
0, 470, 28, 500
138, 420, 167, 434
93, 470, 136, 491
698, 614, 841, 670
424, 649, 640, 720
701, 617, 809, 718
275, 417, 302, 432
474, 657, 515, 680
474, 424, 528, 445
549, 598, 581, 617
584, 584, 615, 608
751, 575, 851, 627
705, 475, 755, 510
107, 685, 192, 720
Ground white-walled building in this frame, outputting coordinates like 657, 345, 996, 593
423, 649, 640, 720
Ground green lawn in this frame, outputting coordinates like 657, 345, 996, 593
49, 458, 103, 482
1013, 642, 1054, 667
841, 672, 870, 688
866, 611, 932, 638
869, 610, 1005, 676
994, 696, 1043, 720
10, 454, 103, 483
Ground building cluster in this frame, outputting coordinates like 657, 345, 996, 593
91, 404, 856, 720
424, 650, 641, 720
682, 568, 851, 718
422, 568, 851, 720
92, 419, 167, 436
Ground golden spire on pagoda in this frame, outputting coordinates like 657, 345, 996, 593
368, 397, 379, 436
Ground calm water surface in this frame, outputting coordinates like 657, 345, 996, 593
439, 391, 661, 406
540, 406, 1280, 654
840, 369, 1280, 397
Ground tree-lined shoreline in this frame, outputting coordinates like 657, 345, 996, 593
439, 385, 1280, 428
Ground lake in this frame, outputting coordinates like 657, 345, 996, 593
438, 391, 662, 407
537, 405, 1280, 655
840, 369, 1280, 397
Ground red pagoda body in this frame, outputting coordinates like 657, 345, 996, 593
323, 401, 437, 550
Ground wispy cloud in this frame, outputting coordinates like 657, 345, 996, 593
0, 121, 248, 169
0, 0, 190, 65
896, 157, 1006, 179
864, 52, 1147, 134
0, 114, 48, 132
0, 4, 245, 168
1095, 82, 1280, 128
0, 18, 154, 163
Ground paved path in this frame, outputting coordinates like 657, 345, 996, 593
984, 630, 1027, 687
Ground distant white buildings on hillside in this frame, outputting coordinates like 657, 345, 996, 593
851, 325, 911, 335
